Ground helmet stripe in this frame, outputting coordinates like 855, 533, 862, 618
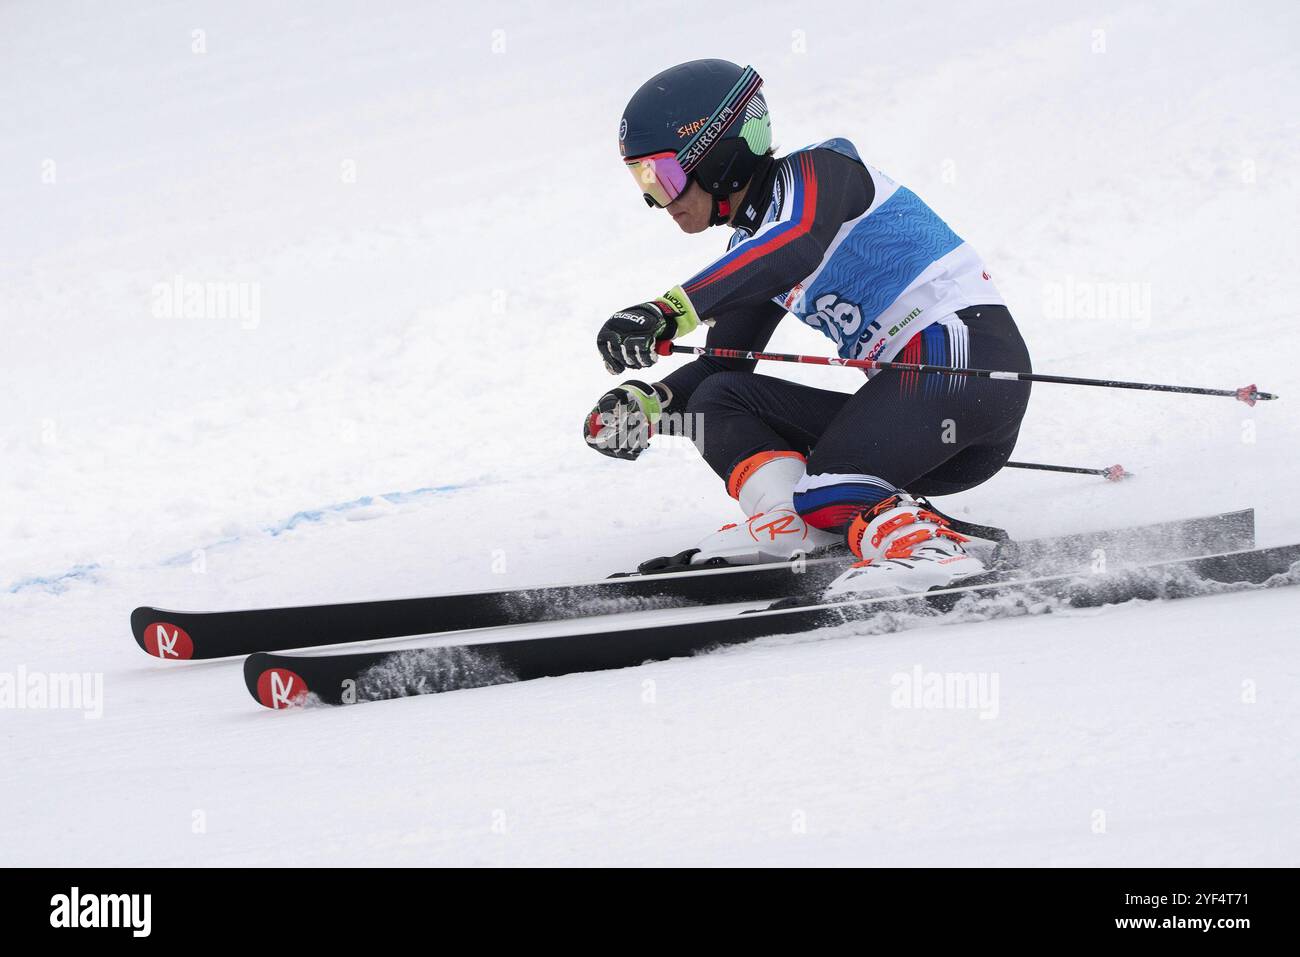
675, 66, 764, 173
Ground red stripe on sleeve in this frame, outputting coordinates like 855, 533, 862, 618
683, 153, 819, 295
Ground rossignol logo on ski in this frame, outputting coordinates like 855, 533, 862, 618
257, 667, 308, 709
49, 887, 151, 937
143, 622, 194, 659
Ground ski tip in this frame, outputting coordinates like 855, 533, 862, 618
129, 607, 151, 651
244, 654, 311, 710
1104, 464, 1129, 482
131, 609, 196, 660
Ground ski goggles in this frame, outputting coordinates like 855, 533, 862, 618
624, 151, 690, 208
624, 65, 765, 208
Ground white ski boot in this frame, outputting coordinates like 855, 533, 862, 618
689, 452, 841, 566
823, 493, 986, 599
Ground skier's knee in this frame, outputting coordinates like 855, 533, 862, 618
685, 371, 753, 414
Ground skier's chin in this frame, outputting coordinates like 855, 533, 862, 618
671, 211, 709, 234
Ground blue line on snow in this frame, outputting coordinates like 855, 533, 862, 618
5, 481, 477, 595
5, 563, 104, 596
263, 483, 468, 537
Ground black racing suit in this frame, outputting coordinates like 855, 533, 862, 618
657, 141, 1031, 532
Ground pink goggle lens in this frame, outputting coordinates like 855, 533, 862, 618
624, 152, 688, 208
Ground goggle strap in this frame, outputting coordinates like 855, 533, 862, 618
676, 66, 763, 174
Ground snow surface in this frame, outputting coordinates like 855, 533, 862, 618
2, 0, 1299, 865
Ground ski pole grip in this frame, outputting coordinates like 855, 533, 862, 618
655, 339, 675, 357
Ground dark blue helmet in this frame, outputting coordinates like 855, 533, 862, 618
619, 59, 772, 200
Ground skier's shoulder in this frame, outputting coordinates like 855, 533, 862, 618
771, 138, 876, 202
724, 138, 871, 247
778, 137, 867, 174
764, 138, 876, 224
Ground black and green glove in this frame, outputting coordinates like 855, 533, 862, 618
582, 381, 671, 461
597, 285, 701, 374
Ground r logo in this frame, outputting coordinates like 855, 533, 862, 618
257, 668, 309, 709
749, 512, 806, 542
144, 622, 194, 659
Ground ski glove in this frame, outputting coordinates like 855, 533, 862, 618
583, 380, 670, 461
597, 285, 701, 374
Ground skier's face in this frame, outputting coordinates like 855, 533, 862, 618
665, 179, 713, 234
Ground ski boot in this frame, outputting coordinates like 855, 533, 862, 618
823, 493, 987, 599
639, 452, 841, 573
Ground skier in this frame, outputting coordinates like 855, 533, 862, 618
584, 59, 1032, 597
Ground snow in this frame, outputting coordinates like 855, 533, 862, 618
2, 0, 1298, 865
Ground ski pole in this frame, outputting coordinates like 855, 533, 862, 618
1006, 461, 1128, 481
654, 342, 1277, 406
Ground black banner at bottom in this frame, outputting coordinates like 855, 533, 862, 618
3, 867, 1283, 944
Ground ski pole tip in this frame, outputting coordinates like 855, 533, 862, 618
1235, 384, 1277, 406
1104, 464, 1129, 482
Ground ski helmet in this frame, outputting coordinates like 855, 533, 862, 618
619, 59, 772, 211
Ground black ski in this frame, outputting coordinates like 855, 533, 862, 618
244, 540, 1300, 709
135, 508, 1254, 660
